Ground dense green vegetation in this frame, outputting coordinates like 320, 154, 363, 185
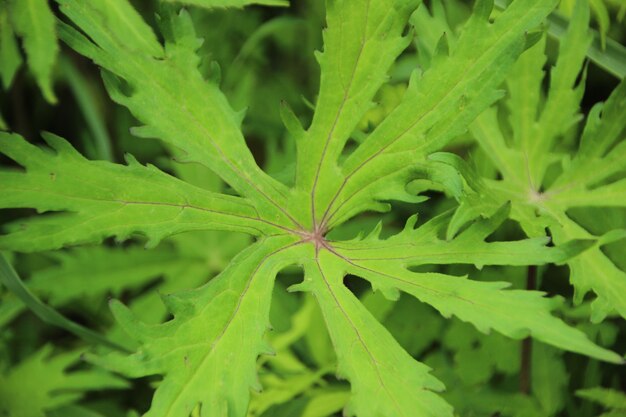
0, 0, 624, 416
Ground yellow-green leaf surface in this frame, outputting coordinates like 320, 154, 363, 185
0, 132, 279, 252
303, 251, 453, 417
328, 211, 621, 364
306, 0, 560, 231
297, 0, 420, 228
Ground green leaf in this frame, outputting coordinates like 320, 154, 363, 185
560, 225, 626, 323
302, 251, 454, 417
0, 290, 22, 328
332, 205, 593, 268
527, 0, 592, 186
532, 344, 568, 415
328, 215, 621, 364
0, 132, 276, 252
91, 236, 301, 417
300, 388, 350, 417
47, 405, 108, 417
0, 346, 127, 417
59, 56, 114, 161
249, 294, 332, 416
56, 1, 300, 229
494, 0, 626, 79
298, 0, 420, 227
456, 2, 626, 321
28, 245, 203, 306
2, 0, 620, 415
7, 0, 58, 103
0, 6, 22, 90
310, 0, 559, 230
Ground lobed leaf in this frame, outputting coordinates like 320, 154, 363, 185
0, 346, 127, 417
332, 205, 593, 268
0, 6, 22, 90
328, 211, 621, 364
92, 236, 301, 417
457, 4, 626, 320
56, 1, 300, 228
160, 0, 289, 8
7, 0, 58, 102
28, 245, 204, 306
1, 0, 620, 416
298, 0, 420, 227
329, 254, 621, 364
313, 0, 560, 229
0, 133, 275, 252
301, 251, 454, 417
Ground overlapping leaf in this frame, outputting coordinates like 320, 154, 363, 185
92, 236, 300, 417
446, 1, 626, 321
306, 0, 560, 230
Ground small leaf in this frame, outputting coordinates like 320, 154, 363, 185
0, 7, 22, 90
8, 0, 58, 102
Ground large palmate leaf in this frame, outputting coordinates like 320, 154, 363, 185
446, 1, 626, 322
0, 0, 621, 416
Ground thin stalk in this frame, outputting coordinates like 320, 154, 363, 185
520, 264, 537, 395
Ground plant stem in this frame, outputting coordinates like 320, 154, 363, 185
520, 265, 537, 395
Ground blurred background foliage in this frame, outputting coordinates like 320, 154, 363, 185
0, 0, 624, 416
